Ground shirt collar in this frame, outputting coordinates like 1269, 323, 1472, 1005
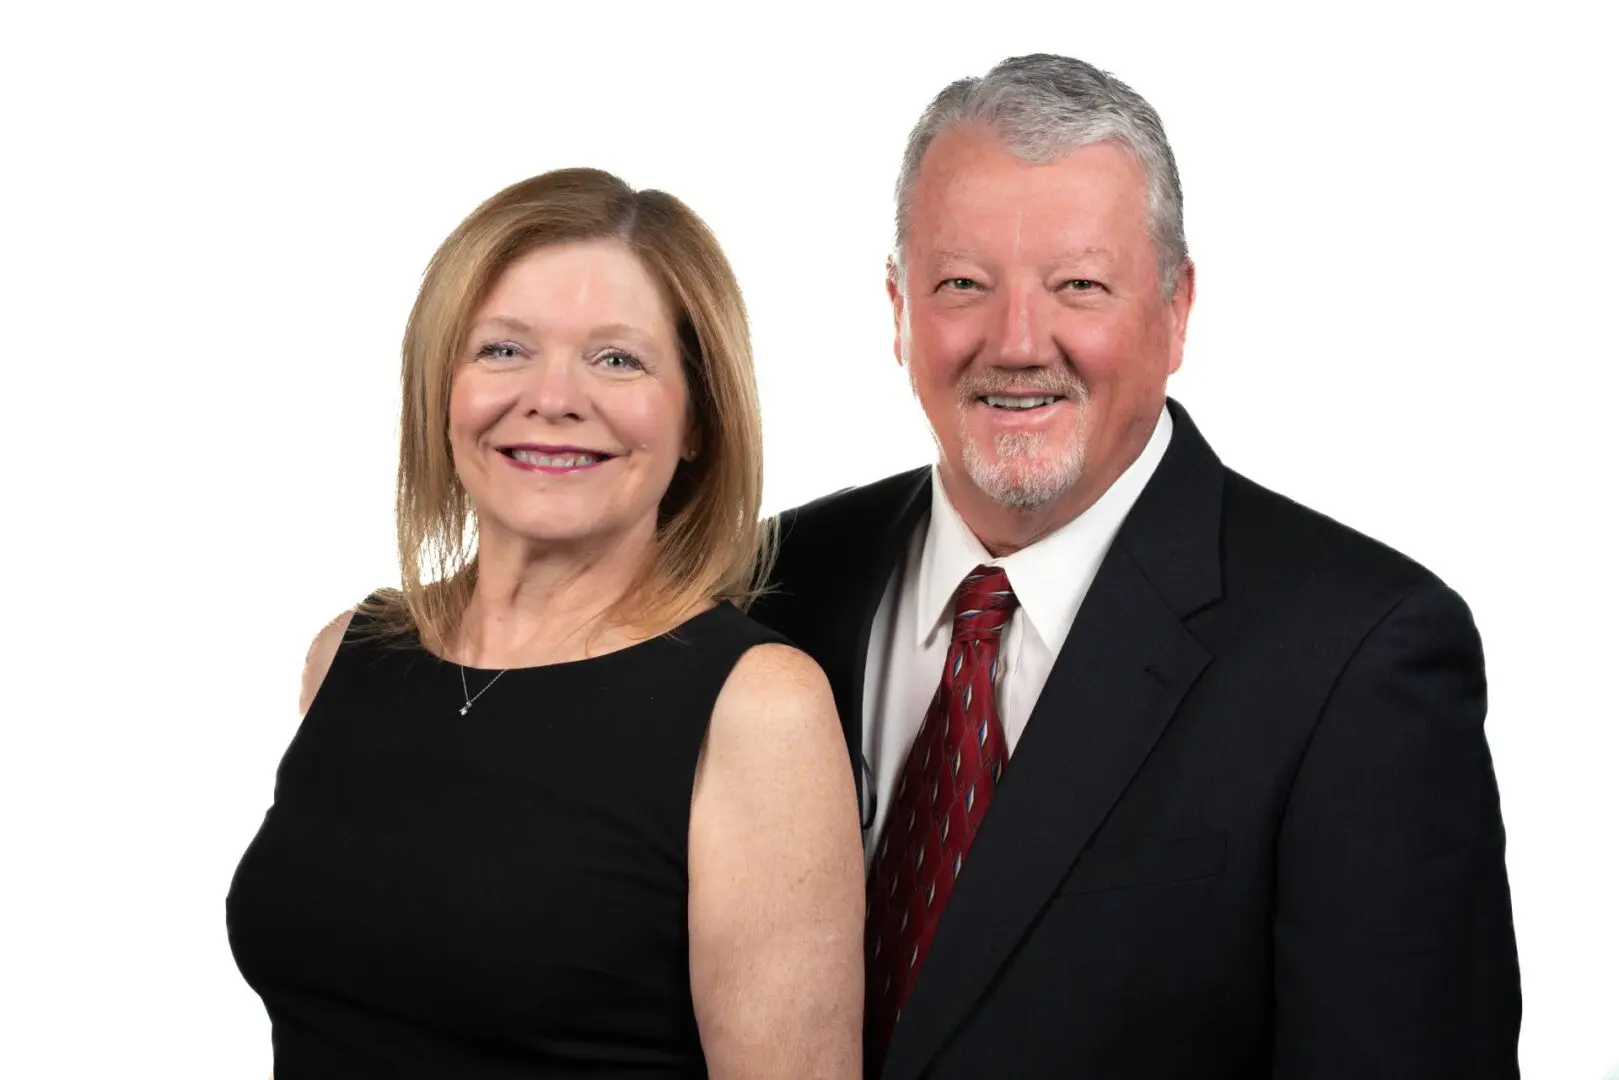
915, 403, 1175, 651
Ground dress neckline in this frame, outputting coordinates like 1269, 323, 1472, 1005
421, 601, 729, 676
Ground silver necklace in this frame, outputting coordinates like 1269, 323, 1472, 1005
457, 664, 507, 716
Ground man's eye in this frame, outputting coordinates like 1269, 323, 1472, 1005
1063, 279, 1100, 291
939, 278, 979, 292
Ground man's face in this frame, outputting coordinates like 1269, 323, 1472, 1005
891, 124, 1193, 544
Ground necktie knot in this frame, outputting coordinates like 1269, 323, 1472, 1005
952, 564, 1018, 642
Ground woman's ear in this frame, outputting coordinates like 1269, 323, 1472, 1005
682, 416, 703, 462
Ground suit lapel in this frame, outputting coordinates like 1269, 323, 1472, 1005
881, 399, 1226, 1080
824, 469, 931, 820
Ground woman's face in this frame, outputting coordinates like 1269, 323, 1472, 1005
448, 240, 694, 554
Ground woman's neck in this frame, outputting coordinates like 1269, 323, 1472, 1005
452, 524, 658, 668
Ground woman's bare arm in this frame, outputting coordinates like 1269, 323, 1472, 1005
688, 643, 864, 1079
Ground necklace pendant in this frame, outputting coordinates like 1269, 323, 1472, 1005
459, 704, 470, 716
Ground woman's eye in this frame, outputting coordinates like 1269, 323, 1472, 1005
475, 342, 523, 361
596, 349, 646, 372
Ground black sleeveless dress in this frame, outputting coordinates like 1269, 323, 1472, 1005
226, 601, 786, 1079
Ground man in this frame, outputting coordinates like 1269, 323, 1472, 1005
750, 54, 1521, 1078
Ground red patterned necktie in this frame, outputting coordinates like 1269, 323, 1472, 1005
865, 564, 1018, 1068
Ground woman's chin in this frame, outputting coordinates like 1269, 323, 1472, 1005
476, 508, 655, 554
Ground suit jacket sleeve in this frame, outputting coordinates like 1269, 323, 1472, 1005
1271, 584, 1521, 1078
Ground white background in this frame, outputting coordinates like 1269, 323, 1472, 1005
2, 1, 1614, 1076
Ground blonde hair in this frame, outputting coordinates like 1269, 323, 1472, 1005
363, 167, 774, 655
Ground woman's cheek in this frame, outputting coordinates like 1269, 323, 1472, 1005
609, 386, 685, 458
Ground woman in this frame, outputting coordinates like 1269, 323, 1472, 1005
226, 168, 864, 1078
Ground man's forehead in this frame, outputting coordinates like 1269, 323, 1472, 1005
915, 138, 1142, 208
909, 168, 1146, 262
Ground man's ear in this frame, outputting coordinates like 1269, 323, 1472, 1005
887, 256, 906, 367
1166, 258, 1196, 376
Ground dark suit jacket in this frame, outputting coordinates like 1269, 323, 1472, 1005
749, 398, 1520, 1079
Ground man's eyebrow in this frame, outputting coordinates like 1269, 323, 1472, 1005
925, 248, 983, 265
923, 246, 1117, 263
1052, 246, 1116, 262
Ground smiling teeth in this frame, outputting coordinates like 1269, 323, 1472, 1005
510, 450, 602, 467
984, 395, 1059, 410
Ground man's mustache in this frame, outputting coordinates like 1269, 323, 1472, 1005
955, 367, 1089, 404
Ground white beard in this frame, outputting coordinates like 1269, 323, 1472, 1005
902, 340, 1090, 511
960, 424, 1087, 510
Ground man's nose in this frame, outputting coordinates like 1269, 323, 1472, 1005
989, 280, 1056, 367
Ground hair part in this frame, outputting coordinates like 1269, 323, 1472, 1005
893, 53, 1189, 299
364, 167, 774, 655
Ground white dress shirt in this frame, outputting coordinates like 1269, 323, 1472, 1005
859, 404, 1174, 861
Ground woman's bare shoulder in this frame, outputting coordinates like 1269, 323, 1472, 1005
701, 639, 851, 811
719, 641, 832, 707
299, 609, 356, 718
707, 641, 842, 749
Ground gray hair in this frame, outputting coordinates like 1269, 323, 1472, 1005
893, 53, 1188, 298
